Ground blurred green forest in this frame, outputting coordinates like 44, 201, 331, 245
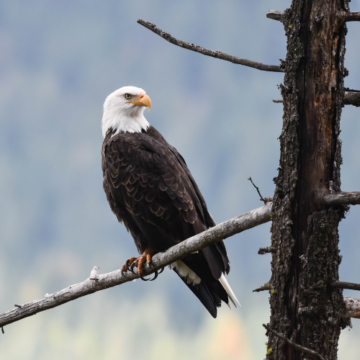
1, 1, 360, 359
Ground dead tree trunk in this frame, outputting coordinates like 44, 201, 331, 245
268, 1, 351, 359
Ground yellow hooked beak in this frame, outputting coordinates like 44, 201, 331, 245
129, 93, 151, 110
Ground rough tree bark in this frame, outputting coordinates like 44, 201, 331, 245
268, 1, 351, 359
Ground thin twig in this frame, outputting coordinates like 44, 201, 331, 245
248, 177, 265, 202
248, 177, 272, 204
137, 19, 284, 73
258, 246, 274, 255
263, 324, 326, 360
253, 283, 271, 292
14, 305, 22, 309
1, 327, 4, 334
324, 191, 360, 206
331, 281, 360, 291
272, 99, 283, 103
0, 204, 273, 329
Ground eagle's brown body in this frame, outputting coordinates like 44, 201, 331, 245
102, 126, 231, 317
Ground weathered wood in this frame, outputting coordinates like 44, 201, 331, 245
274, 91, 360, 106
258, 246, 274, 254
89, 266, 100, 281
253, 282, 271, 292
267, 11, 360, 23
0, 203, 272, 329
344, 297, 360, 319
255, 283, 360, 320
268, 1, 350, 359
267, 10, 285, 22
332, 281, 360, 291
345, 12, 360, 22
254, 280, 360, 314
344, 90, 360, 107
324, 191, 360, 206
137, 19, 284, 72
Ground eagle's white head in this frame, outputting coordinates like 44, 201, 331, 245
102, 86, 151, 137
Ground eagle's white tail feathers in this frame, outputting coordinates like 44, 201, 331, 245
219, 274, 241, 308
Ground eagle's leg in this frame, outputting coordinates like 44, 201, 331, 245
134, 248, 154, 277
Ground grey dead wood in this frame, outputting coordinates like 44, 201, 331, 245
254, 281, 360, 319
266, 10, 285, 22
344, 90, 360, 107
254, 280, 360, 318
137, 19, 284, 73
331, 281, 360, 291
344, 297, 360, 319
0, 203, 272, 329
345, 12, 360, 22
267, 10, 360, 23
258, 246, 274, 255
89, 266, 100, 281
323, 191, 360, 206
263, 324, 326, 360
273, 91, 360, 106
253, 282, 271, 292
2, 191, 357, 330
254, 280, 360, 298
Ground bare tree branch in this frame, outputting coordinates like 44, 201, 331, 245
0, 203, 272, 329
331, 281, 360, 291
273, 91, 360, 106
266, 11, 360, 23
266, 10, 285, 22
258, 246, 274, 255
255, 283, 360, 320
344, 297, 360, 319
3, 199, 358, 330
253, 282, 271, 292
263, 324, 326, 360
344, 90, 360, 107
323, 191, 360, 206
346, 12, 360, 22
137, 19, 284, 73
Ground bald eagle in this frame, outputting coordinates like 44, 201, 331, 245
101, 86, 239, 317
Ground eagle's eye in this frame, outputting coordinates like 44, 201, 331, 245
124, 93, 132, 100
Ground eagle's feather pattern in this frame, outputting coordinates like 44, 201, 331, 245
102, 126, 231, 317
